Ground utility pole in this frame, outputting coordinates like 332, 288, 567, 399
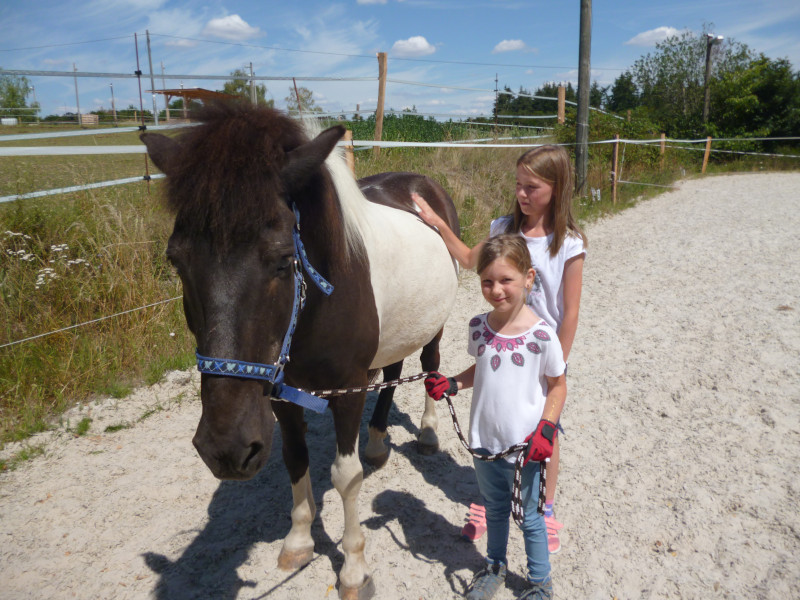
181, 82, 187, 119
161, 61, 170, 122
494, 73, 499, 141
146, 30, 159, 125
31, 85, 40, 123
73, 63, 82, 127
575, 0, 592, 197
703, 34, 724, 123
110, 83, 117, 125
249, 62, 257, 105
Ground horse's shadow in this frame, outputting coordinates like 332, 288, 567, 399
142, 392, 500, 599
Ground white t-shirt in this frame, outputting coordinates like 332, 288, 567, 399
467, 311, 566, 463
489, 215, 586, 333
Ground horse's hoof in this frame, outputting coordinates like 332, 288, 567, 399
417, 441, 438, 455
416, 428, 439, 455
339, 575, 376, 600
277, 546, 314, 571
363, 449, 390, 469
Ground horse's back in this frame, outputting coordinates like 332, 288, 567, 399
355, 173, 459, 369
358, 172, 460, 236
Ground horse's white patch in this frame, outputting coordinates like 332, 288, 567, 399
358, 203, 458, 368
316, 123, 458, 368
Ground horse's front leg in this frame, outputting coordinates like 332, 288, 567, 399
273, 401, 316, 571
365, 361, 403, 468
417, 328, 444, 455
330, 393, 375, 600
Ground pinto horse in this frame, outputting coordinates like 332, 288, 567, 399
140, 101, 459, 599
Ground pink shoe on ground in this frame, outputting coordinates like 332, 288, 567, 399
544, 515, 563, 554
461, 503, 487, 541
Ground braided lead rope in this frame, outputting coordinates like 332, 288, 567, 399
291, 371, 547, 524
300, 371, 430, 398
442, 394, 546, 526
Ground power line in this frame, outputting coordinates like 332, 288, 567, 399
2, 31, 625, 72
0, 35, 133, 52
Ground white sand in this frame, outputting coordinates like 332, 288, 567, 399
2, 172, 799, 599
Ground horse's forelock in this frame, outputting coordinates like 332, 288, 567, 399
165, 102, 309, 249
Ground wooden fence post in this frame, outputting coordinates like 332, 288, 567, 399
660, 132, 666, 169
343, 129, 355, 176
702, 136, 712, 173
612, 134, 619, 205
557, 86, 565, 124
374, 52, 387, 156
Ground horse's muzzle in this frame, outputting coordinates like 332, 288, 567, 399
192, 430, 270, 480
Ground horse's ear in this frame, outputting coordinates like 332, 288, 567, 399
282, 125, 346, 188
140, 132, 180, 175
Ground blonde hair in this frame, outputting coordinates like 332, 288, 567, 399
477, 234, 532, 277
507, 145, 587, 257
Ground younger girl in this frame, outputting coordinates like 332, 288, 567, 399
413, 144, 585, 553
425, 234, 566, 600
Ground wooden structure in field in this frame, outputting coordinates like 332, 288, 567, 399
148, 88, 235, 121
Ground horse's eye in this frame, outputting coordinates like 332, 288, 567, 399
276, 255, 294, 275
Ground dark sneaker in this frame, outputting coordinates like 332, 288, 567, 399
517, 577, 553, 600
465, 561, 507, 600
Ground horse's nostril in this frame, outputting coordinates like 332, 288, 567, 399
242, 442, 264, 470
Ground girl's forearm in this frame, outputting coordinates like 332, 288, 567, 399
541, 375, 567, 423
438, 227, 480, 269
454, 364, 476, 391
558, 313, 578, 362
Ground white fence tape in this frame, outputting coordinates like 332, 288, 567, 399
0, 122, 195, 143
0, 296, 182, 350
0, 174, 165, 204
1, 146, 148, 156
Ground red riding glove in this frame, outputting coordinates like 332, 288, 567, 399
424, 371, 458, 400
523, 419, 558, 465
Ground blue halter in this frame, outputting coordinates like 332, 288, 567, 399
195, 204, 333, 413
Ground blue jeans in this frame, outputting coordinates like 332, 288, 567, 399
473, 456, 550, 582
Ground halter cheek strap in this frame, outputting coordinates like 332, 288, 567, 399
195, 203, 333, 413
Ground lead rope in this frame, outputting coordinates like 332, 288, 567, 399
441, 392, 546, 526
299, 372, 546, 524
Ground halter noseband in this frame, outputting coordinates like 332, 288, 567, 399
195, 203, 333, 413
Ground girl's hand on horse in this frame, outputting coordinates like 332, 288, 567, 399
523, 419, 558, 464
411, 192, 444, 229
424, 372, 458, 400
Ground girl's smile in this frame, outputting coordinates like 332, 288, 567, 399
480, 257, 535, 315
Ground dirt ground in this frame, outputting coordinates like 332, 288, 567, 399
2, 172, 799, 599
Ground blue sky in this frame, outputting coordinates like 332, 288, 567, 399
2, 0, 799, 119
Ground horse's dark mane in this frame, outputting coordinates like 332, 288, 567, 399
164, 101, 345, 263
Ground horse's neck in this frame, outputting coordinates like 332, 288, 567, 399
324, 150, 368, 263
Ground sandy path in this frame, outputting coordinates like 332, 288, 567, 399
2, 172, 799, 599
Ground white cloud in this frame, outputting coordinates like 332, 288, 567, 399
202, 15, 261, 41
625, 26, 680, 47
391, 36, 436, 58
492, 39, 527, 54
164, 38, 198, 48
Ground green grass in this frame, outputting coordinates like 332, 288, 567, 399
0, 443, 45, 472
1, 118, 797, 447
72, 417, 92, 437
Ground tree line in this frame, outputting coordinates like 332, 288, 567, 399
494, 27, 799, 147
